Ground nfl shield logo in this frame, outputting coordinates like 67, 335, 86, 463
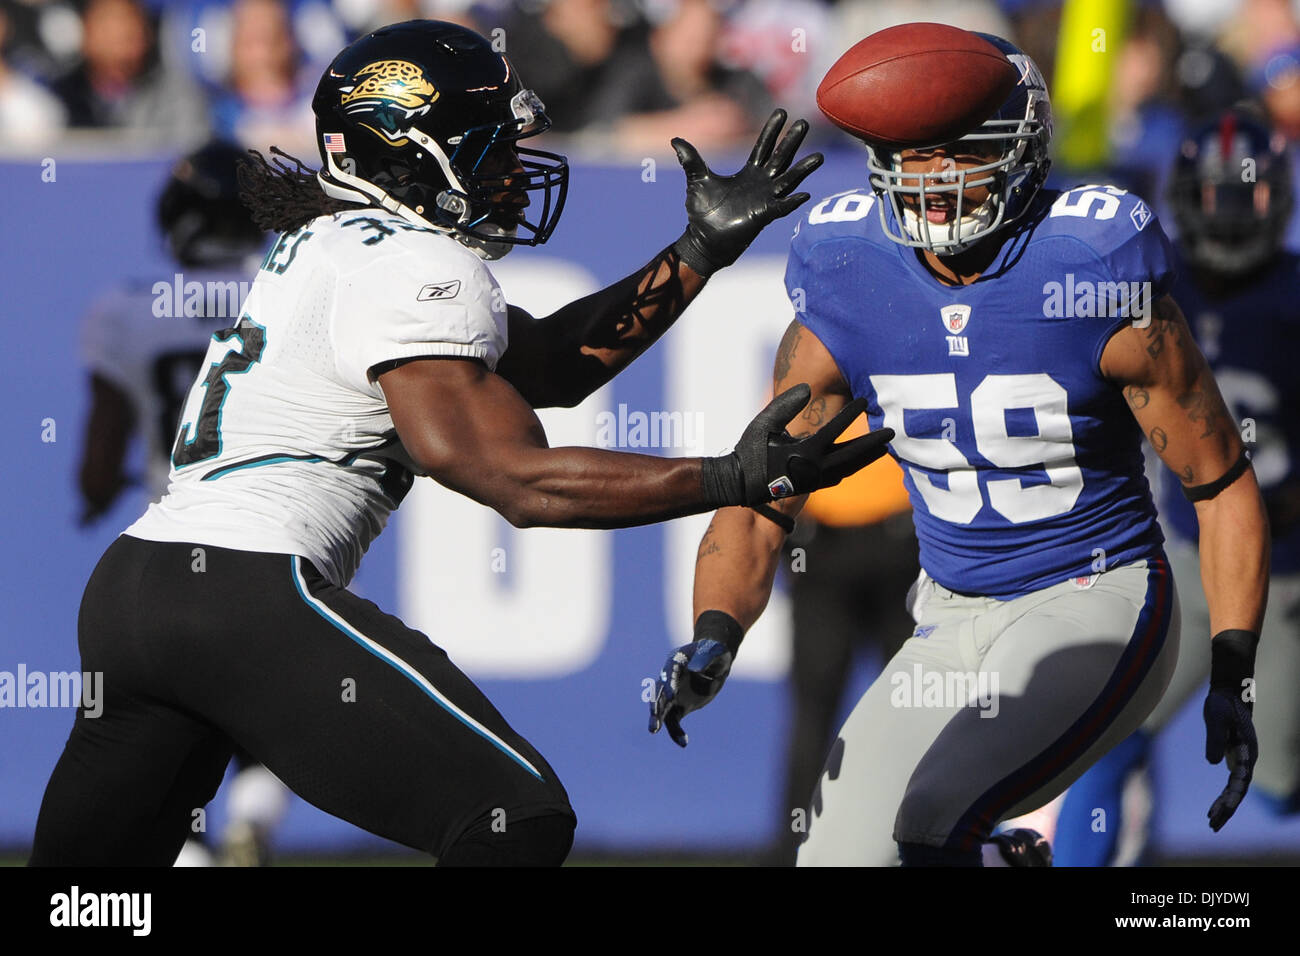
940, 304, 971, 334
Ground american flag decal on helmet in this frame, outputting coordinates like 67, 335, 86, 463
323, 133, 346, 153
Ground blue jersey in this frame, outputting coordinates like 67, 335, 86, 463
1159, 251, 1300, 572
786, 185, 1175, 598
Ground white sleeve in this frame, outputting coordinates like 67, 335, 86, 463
80, 290, 135, 392
331, 239, 509, 390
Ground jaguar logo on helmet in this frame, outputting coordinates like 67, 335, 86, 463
339, 59, 439, 147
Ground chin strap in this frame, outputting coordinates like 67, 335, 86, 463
900, 197, 998, 255
316, 165, 510, 260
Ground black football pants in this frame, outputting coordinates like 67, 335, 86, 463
30, 535, 574, 865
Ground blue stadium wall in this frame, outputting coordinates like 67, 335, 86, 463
2, 151, 1297, 859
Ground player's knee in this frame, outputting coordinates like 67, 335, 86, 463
895, 784, 958, 843
438, 810, 576, 867
895, 786, 997, 862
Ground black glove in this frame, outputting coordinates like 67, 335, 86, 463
701, 384, 893, 507
1203, 629, 1259, 832
671, 109, 824, 277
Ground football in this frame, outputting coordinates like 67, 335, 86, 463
816, 22, 1020, 148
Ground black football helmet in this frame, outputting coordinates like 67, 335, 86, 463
1168, 109, 1294, 277
157, 139, 265, 267
312, 19, 568, 259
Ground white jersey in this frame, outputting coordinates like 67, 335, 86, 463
127, 211, 507, 587
81, 267, 255, 498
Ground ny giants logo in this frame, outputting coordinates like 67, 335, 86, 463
940, 304, 972, 357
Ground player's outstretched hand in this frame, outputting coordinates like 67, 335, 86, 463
1203, 629, 1260, 831
649, 611, 742, 747
671, 109, 824, 277
1203, 687, 1258, 831
701, 384, 895, 508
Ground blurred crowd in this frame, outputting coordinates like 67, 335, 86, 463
0, 0, 1298, 174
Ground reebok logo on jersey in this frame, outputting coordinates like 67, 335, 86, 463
1129, 201, 1152, 231
417, 280, 461, 301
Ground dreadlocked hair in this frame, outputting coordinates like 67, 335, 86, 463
237, 146, 362, 234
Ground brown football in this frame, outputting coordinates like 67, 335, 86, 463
817, 22, 1020, 148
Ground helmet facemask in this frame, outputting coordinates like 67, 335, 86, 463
868, 112, 1049, 257
868, 37, 1052, 257
419, 89, 568, 257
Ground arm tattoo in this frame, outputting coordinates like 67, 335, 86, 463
1157, 298, 1232, 443
801, 396, 827, 427
1131, 296, 1234, 463
774, 322, 801, 383
1140, 300, 1188, 361
697, 520, 722, 559
1176, 380, 1230, 441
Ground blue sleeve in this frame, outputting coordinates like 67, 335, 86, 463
1100, 196, 1177, 305
782, 222, 860, 391
1093, 203, 1177, 372
1044, 189, 1178, 373
782, 190, 881, 350
782, 222, 813, 316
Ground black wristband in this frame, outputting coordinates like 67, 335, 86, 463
1209, 629, 1259, 699
1183, 450, 1251, 502
700, 454, 745, 508
752, 503, 796, 534
694, 610, 744, 657
671, 230, 720, 278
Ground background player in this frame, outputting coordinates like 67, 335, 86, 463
78, 139, 291, 866
648, 26, 1269, 866
33, 19, 886, 867
80, 140, 266, 525
1054, 109, 1300, 865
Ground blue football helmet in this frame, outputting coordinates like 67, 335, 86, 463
866, 33, 1053, 256
1168, 109, 1293, 277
